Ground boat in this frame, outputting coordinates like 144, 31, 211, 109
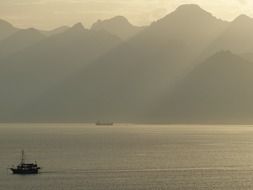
10, 150, 41, 174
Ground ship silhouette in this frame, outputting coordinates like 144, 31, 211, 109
10, 150, 41, 174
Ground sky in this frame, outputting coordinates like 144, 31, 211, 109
0, 0, 253, 30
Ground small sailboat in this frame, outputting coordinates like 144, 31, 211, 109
10, 150, 41, 174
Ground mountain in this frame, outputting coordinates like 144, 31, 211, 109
41, 26, 70, 36
91, 16, 144, 40
0, 23, 122, 121
204, 15, 253, 56
147, 4, 228, 51
151, 51, 253, 124
0, 28, 45, 58
0, 19, 19, 41
241, 52, 253, 62
1, 4, 252, 123
0, 22, 121, 78
7, 5, 231, 122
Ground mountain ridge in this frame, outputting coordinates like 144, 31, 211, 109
151, 51, 253, 124
0, 28, 45, 58
0, 4, 253, 123
91, 16, 144, 40
0, 19, 19, 41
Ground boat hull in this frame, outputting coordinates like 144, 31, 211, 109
11, 168, 39, 175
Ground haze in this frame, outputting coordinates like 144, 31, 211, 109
2, 3, 253, 123
0, 0, 253, 29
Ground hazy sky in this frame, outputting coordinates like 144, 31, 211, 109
0, 0, 253, 29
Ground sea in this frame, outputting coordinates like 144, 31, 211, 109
1, 124, 253, 190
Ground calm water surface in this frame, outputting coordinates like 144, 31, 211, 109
1, 124, 253, 190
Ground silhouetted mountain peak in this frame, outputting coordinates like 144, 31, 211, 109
70, 23, 86, 31
112, 16, 129, 22
176, 4, 202, 11
93, 16, 131, 27
0, 19, 19, 41
41, 26, 70, 36
233, 14, 253, 25
106, 16, 129, 25
0, 27, 45, 58
21, 28, 40, 33
12, 28, 44, 38
62, 22, 87, 36
0, 19, 14, 28
51, 26, 70, 33
154, 3, 223, 29
174, 4, 211, 16
203, 50, 248, 68
91, 16, 142, 40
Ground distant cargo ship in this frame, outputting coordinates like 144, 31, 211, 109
10, 150, 41, 175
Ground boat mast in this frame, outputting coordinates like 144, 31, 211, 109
20, 150, 25, 164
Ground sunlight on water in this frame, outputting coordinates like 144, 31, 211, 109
1, 124, 253, 190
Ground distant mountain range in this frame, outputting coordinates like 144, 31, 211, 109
91, 16, 145, 40
150, 51, 253, 124
0, 19, 19, 41
1, 4, 253, 124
